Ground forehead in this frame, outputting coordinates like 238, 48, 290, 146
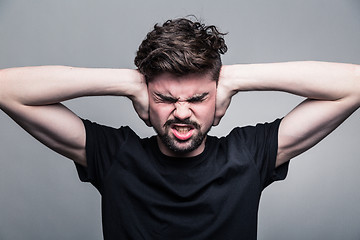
148, 73, 216, 96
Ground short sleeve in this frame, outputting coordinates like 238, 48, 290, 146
232, 119, 289, 189
74, 119, 132, 192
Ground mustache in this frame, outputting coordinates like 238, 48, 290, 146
163, 119, 200, 129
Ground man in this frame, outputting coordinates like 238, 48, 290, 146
0, 18, 359, 239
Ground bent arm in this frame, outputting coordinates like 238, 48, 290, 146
217, 61, 360, 166
0, 66, 148, 166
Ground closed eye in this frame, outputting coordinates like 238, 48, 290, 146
153, 92, 209, 104
187, 93, 209, 103
153, 93, 178, 103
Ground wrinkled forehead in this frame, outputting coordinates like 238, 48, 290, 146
148, 73, 216, 96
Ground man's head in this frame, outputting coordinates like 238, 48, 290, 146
135, 17, 227, 157
134, 17, 227, 82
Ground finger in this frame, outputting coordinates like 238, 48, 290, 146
145, 119, 152, 127
212, 116, 221, 126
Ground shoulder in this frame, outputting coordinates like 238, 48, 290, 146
225, 119, 282, 142
81, 118, 134, 133
81, 119, 141, 145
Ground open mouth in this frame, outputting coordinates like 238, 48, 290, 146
174, 126, 192, 133
171, 124, 194, 141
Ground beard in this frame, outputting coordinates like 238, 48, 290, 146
154, 119, 212, 155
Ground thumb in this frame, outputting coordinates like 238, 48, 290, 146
212, 114, 221, 126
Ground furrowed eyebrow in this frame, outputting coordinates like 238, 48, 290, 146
154, 92, 178, 103
153, 92, 209, 103
186, 92, 209, 102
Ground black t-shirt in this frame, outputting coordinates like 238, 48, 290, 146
75, 119, 289, 240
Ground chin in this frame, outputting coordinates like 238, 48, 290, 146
159, 132, 206, 155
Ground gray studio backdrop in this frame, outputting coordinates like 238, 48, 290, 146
1, 0, 359, 239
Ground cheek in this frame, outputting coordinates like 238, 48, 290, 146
193, 102, 216, 123
149, 104, 174, 124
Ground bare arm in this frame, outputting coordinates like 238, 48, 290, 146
216, 61, 360, 166
0, 66, 149, 166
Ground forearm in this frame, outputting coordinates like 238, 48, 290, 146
0, 66, 144, 108
221, 61, 360, 101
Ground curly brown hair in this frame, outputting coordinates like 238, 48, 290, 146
134, 17, 227, 82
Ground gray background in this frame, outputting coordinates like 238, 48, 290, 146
0, 0, 359, 239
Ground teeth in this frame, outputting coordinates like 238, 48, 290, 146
175, 126, 190, 134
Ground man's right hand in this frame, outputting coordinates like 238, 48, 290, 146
128, 70, 151, 126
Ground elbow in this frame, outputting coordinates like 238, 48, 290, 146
0, 69, 6, 108
356, 65, 360, 91
0, 68, 16, 110
343, 64, 360, 107
353, 65, 360, 106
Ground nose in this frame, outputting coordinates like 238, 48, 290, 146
173, 101, 192, 120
